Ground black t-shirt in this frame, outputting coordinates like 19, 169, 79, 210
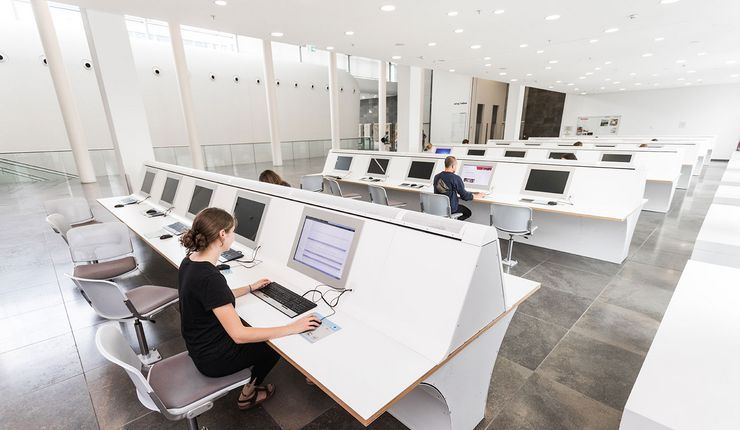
178, 258, 239, 366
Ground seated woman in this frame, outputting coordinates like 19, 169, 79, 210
258, 170, 291, 187
179, 208, 319, 410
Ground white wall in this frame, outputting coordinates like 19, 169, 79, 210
562, 84, 740, 160
430, 71, 472, 144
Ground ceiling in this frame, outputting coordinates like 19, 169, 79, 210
65, 0, 740, 95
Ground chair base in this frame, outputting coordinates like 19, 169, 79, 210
139, 348, 162, 366
501, 258, 518, 268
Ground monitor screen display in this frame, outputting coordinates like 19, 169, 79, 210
407, 161, 436, 180
467, 149, 486, 156
602, 154, 632, 163
524, 169, 570, 195
549, 152, 575, 160
334, 156, 352, 171
293, 216, 355, 281
233, 197, 266, 243
505, 150, 526, 158
367, 158, 389, 175
460, 164, 494, 187
141, 171, 155, 194
435, 148, 452, 154
160, 177, 179, 204
188, 185, 213, 216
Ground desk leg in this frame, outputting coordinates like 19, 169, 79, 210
387, 311, 515, 430
677, 165, 692, 190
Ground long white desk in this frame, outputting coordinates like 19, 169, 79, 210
99, 161, 539, 429
691, 203, 740, 269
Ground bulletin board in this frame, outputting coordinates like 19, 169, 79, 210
575, 115, 621, 136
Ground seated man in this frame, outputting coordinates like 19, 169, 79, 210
433, 156, 484, 221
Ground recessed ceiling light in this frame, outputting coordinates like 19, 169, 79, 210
654, 37, 665, 42
604, 28, 619, 33
620, 88, 626, 91
605, 60, 613, 65
589, 39, 599, 44
494, 9, 505, 14
685, 82, 691, 85
676, 59, 687, 63
454, 29, 464, 33
545, 14, 560, 21
687, 70, 696, 74
696, 78, 703, 82
499, 72, 507, 76
600, 86, 606, 90
345, 31, 354, 36
605, 78, 612, 81
654, 83, 660, 86
483, 56, 491, 60
545, 66, 552, 70
271, 32, 284, 37
677, 77, 685, 81
526, 73, 532, 76
630, 72, 637, 76
556, 80, 562, 83
614, 81, 621, 84
449, 69, 456, 72
567, 83, 574, 86
726, 60, 737, 65
548, 60, 558, 64
326, 46, 334, 51
391, 55, 401, 60
578, 76, 586, 79
697, 52, 707, 56
574, 88, 580, 91
536, 50, 545, 54
510, 78, 519, 82
470, 44, 482, 49
660, 0, 680, 4
380, 4, 396, 12
447, 11, 458, 16
642, 53, 654, 57
651, 73, 659, 77
548, 86, 554, 89
585, 72, 593, 76
428, 42, 437, 47
594, 67, 601, 71
580, 92, 588, 95
731, 74, 739, 78
213, 0, 227, 5
519, 44, 529, 48
485, 63, 492, 67
634, 83, 642, 86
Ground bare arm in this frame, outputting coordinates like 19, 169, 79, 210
212, 303, 320, 344
233, 278, 271, 298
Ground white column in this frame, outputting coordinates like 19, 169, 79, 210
327, 52, 341, 150
81, 9, 155, 193
30, 0, 96, 183
261, 39, 283, 166
407, 66, 425, 153
377, 60, 387, 151
169, 22, 205, 170
504, 84, 526, 140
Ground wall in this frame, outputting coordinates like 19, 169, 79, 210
469, 78, 508, 142
562, 84, 740, 159
359, 96, 397, 123
430, 70, 472, 144
521, 87, 565, 139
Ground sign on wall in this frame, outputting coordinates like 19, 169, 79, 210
575, 115, 621, 136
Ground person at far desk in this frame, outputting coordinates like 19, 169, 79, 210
178, 208, 320, 410
433, 156, 484, 221
259, 169, 291, 187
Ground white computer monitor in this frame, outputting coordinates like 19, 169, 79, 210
186, 181, 215, 220
366, 157, 390, 178
458, 162, 495, 191
520, 166, 575, 199
601, 153, 633, 163
404, 159, 437, 184
231, 190, 271, 249
287, 207, 363, 290
159, 174, 181, 207
140, 169, 156, 196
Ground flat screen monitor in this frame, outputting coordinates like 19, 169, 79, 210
522, 168, 573, 198
141, 170, 155, 195
406, 160, 436, 182
231, 191, 270, 248
187, 183, 214, 218
495, 142, 510, 146
549, 152, 576, 160
160, 176, 180, 205
467, 149, 486, 156
459, 163, 495, 190
505, 150, 527, 158
334, 156, 353, 171
601, 153, 633, 163
287, 208, 363, 289
596, 144, 616, 148
367, 158, 390, 176
435, 148, 452, 154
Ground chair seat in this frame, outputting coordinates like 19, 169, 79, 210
345, 193, 363, 199
388, 200, 406, 208
72, 219, 100, 227
73, 256, 137, 280
148, 352, 252, 410
126, 285, 179, 315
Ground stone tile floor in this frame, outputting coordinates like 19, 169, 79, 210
0, 157, 725, 429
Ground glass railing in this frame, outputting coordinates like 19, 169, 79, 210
0, 149, 120, 179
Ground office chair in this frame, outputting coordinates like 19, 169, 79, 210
96, 323, 252, 430
71, 276, 178, 365
46, 213, 72, 244
299, 174, 324, 192
419, 193, 462, 219
44, 197, 97, 226
367, 184, 406, 208
490, 204, 538, 268
326, 178, 362, 199
67, 222, 138, 280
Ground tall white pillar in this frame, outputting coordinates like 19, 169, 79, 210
327, 52, 341, 150
30, 0, 96, 183
396, 65, 410, 152
504, 84, 526, 140
407, 66, 425, 153
169, 22, 205, 170
261, 39, 283, 166
377, 60, 387, 151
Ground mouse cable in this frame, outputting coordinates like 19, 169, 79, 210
164, 206, 175, 215
136, 195, 151, 204
302, 285, 353, 321
236, 245, 261, 264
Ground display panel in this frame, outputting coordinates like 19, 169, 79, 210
523, 168, 572, 197
231, 190, 271, 247
435, 148, 452, 154
160, 177, 179, 205
406, 161, 436, 181
505, 150, 526, 158
602, 153, 633, 163
334, 156, 353, 171
141, 171, 155, 194
367, 158, 390, 176
187, 184, 214, 217
467, 149, 486, 156
459, 163, 494, 190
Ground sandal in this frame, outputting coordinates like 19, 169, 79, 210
238, 384, 275, 410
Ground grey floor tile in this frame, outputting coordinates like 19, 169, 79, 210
637, 233, 695, 256
571, 302, 660, 355
499, 312, 568, 371
628, 247, 690, 272
524, 262, 612, 300
599, 277, 675, 322
0, 262, 59, 293
301, 405, 408, 430
517, 286, 593, 330
479, 356, 533, 426
86, 363, 152, 429
616, 261, 682, 291
0, 303, 71, 353
498, 240, 553, 277
546, 253, 623, 277
0, 281, 63, 319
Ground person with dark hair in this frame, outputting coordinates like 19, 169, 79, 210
258, 170, 290, 187
562, 153, 578, 160
462, 139, 470, 144
432, 156, 483, 221
639, 143, 649, 148
651, 138, 659, 142
573, 141, 583, 146
179, 208, 319, 410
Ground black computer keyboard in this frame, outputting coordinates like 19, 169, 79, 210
220, 248, 244, 262
166, 222, 188, 234
254, 282, 317, 318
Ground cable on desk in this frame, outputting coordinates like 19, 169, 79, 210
236, 245, 261, 265
136, 195, 151, 204
164, 206, 175, 216
302, 284, 353, 321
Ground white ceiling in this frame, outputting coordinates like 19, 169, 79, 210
66, 0, 740, 95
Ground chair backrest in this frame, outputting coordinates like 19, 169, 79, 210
95, 323, 159, 412
490, 204, 533, 234
367, 185, 390, 205
420, 193, 452, 218
68, 275, 132, 320
46, 213, 71, 244
299, 175, 324, 192
44, 197, 94, 225
326, 179, 343, 197
67, 222, 133, 263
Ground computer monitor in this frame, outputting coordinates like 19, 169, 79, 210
459, 162, 495, 191
159, 175, 180, 206
405, 160, 437, 183
548, 152, 576, 160
140, 170, 155, 195
366, 158, 390, 177
435, 148, 451, 154
521, 167, 574, 198
467, 149, 486, 156
495, 142, 511, 146
505, 150, 527, 158
601, 153, 633, 163
287, 208, 363, 289
231, 190, 270, 248
334, 156, 353, 171
186, 182, 214, 219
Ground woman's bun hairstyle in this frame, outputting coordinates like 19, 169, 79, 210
180, 207, 235, 255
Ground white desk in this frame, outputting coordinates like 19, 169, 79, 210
691, 204, 740, 269
712, 185, 740, 206
621, 261, 740, 430
720, 169, 740, 186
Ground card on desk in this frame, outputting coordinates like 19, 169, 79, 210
300, 313, 341, 343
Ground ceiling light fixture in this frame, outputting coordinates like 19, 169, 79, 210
605, 60, 613, 65
271, 32, 284, 37
676, 59, 687, 63
567, 83, 574, 86
428, 42, 437, 47
604, 28, 619, 33
589, 39, 599, 43
545, 66, 552, 70
545, 14, 560, 20
548, 60, 558, 64
536, 50, 545, 54
494, 9, 505, 14
642, 53, 654, 57
499, 72, 507, 76
326, 46, 334, 51
345, 31, 354, 36
449, 69, 456, 72
380, 5, 396, 12
485, 63, 492, 67
519, 44, 529, 48
630, 72, 637, 76
470, 44, 482, 49
726, 60, 737, 65
600, 86, 606, 90
454, 28, 464, 33
447, 11, 458, 16
654, 37, 665, 42
687, 70, 696, 74
213, 0, 227, 5
391, 55, 401, 60
660, 0, 680, 4
585, 72, 593, 76
510, 78, 519, 82
620, 88, 626, 91
483, 56, 491, 60
731, 74, 739, 78
578, 76, 586, 79
526, 73, 533, 76
697, 52, 707, 56
594, 67, 602, 71
677, 77, 685, 81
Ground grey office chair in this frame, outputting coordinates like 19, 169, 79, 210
67, 222, 138, 280
44, 197, 97, 226
419, 193, 462, 219
46, 213, 72, 244
299, 174, 324, 192
96, 323, 252, 430
368, 184, 406, 208
326, 178, 362, 199
490, 204, 538, 268
71, 275, 178, 365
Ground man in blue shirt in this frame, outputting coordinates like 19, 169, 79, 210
433, 156, 484, 220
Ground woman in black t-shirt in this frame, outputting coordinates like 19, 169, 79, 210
178, 208, 320, 410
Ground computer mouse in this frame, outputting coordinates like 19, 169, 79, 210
114, 204, 124, 208
159, 234, 172, 240
547, 201, 558, 206
146, 209, 157, 214
216, 263, 230, 271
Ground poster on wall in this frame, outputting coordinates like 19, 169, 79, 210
575, 115, 621, 136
